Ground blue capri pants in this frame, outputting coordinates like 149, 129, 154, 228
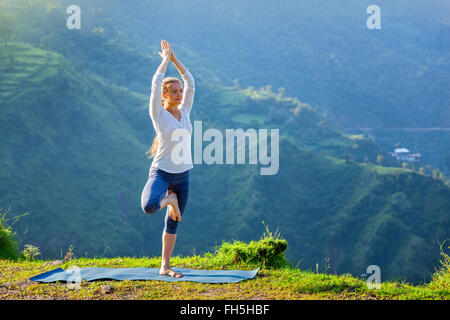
140, 166, 190, 234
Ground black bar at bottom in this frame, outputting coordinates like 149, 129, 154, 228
0, 299, 446, 318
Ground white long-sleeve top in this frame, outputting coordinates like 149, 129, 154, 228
148, 70, 195, 173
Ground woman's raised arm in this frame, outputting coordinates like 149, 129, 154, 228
149, 42, 172, 126
171, 54, 195, 115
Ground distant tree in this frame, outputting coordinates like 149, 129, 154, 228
377, 154, 384, 165
432, 168, 440, 180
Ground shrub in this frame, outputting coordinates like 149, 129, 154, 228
212, 224, 289, 269
428, 240, 450, 290
0, 212, 19, 260
21, 244, 41, 261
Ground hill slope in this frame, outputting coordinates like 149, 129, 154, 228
0, 42, 154, 257
0, 1, 449, 285
1, 40, 450, 285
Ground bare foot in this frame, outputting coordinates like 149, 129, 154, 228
167, 192, 182, 222
167, 204, 179, 222
159, 267, 183, 278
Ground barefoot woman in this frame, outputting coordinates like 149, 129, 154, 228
141, 40, 195, 278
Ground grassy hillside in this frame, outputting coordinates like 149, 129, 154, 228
361, 128, 450, 178
0, 1, 449, 287
0, 42, 155, 257
1, 40, 449, 285
196, 140, 450, 284
0, 235, 449, 300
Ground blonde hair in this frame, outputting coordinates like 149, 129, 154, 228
146, 76, 183, 159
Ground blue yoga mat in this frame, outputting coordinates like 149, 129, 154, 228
30, 267, 259, 284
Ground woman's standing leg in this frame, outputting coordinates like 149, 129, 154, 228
160, 171, 190, 277
164, 172, 189, 234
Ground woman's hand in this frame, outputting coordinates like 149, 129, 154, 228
158, 40, 174, 61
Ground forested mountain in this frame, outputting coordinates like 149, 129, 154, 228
83, 0, 450, 175
0, 0, 449, 284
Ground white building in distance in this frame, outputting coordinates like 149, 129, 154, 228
390, 148, 421, 162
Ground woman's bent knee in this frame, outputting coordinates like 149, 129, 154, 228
142, 201, 160, 215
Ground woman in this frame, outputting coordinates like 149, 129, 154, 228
141, 40, 195, 278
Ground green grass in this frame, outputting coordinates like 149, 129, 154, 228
1, 233, 448, 300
